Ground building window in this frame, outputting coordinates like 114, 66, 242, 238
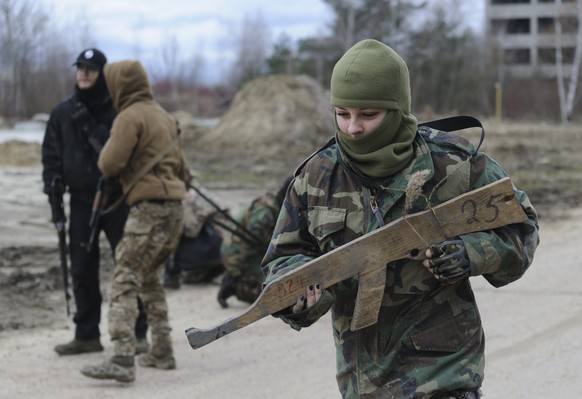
505, 49, 531, 64
538, 18, 554, 34
491, 19, 508, 35
539, 17, 577, 34
506, 18, 531, 34
558, 17, 579, 33
491, 0, 531, 4
490, 18, 532, 35
539, 47, 576, 64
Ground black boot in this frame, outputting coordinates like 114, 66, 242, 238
54, 338, 103, 355
217, 273, 238, 308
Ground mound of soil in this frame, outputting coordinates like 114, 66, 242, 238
0, 140, 41, 167
202, 74, 332, 150
182, 74, 334, 186
457, 121, 582, 218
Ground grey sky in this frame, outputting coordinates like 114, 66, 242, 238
39, 0, 484, 84
39, 0, 334, 82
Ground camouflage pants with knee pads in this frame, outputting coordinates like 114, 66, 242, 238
108, 201, 183, 358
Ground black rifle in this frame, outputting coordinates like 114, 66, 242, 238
87, 175, 108, 251
187, 182, 263, 247
50, 176, 71, 316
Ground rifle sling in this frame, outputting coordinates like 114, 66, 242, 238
418, 115, 485, 155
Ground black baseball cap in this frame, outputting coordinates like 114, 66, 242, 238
73, 48, 107, 70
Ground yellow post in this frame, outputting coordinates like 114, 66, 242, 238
495, 82, 502, 123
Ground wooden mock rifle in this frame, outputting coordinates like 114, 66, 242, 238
185, 177, 528, 349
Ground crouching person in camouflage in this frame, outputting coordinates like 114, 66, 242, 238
217, 176, 292, 308
81, 60, 187, 383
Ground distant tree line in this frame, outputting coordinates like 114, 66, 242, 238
1, 0, 580, 122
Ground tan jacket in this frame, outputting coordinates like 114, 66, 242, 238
98, 60, 187, 205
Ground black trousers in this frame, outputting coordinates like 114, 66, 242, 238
68, 196, 148, 340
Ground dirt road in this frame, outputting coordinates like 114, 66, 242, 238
1, 166, 581, 398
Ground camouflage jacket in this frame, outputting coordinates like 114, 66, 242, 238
222, 192, 282, 279
261, 127, 539, 398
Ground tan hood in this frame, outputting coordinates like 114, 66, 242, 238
103, 60, 153, 111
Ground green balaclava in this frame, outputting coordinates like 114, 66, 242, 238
331, 39, 417, 178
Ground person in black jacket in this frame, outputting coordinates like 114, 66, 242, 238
42, 48, 149, 356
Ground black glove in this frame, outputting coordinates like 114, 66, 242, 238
47, 175, 66, 225
273, 289, 334, 331
44, 175, 64, 196
427, 238, 470, 284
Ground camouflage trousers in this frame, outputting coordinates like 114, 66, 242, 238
222, 250, 264, 303
108, 200, 183, 358
234, 273, 263, 303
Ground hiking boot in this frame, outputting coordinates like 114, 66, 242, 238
163, 273, 181, 289
81, 361, 135, 382
217, 279, 236, 309
182, 266, 223, 285
54, 339, 103, 356
135, 337, 150, 355
81, 357, 135, 383
138, 353, 176, 370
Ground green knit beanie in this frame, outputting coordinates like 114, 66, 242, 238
330, 39, 417, 178
330, 39, 412, 114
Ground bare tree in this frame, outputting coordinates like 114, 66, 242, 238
555, 0, 582, 123
555, 0, 567, 123
33, 14, 97, 113
407, 0, 489, 117
147, 34, 207, 114
341, 0, 363, 50
566, 0, 582, 121
323, 0, 428, 53
0, 0, 98, 118
1, 0, 49, 117
266, 33, 294, 75
153, 35, 184, 110
228, 11, 271, 89
183, 51, 205, 115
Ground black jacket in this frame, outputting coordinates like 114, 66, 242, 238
42, 91, 116, 202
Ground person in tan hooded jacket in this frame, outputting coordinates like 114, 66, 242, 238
81, 60, 187, 383
97, 60, 187, 205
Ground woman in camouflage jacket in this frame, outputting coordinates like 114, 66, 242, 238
261, 39, 539, 399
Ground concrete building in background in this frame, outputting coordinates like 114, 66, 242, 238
486, 0, 579, 78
